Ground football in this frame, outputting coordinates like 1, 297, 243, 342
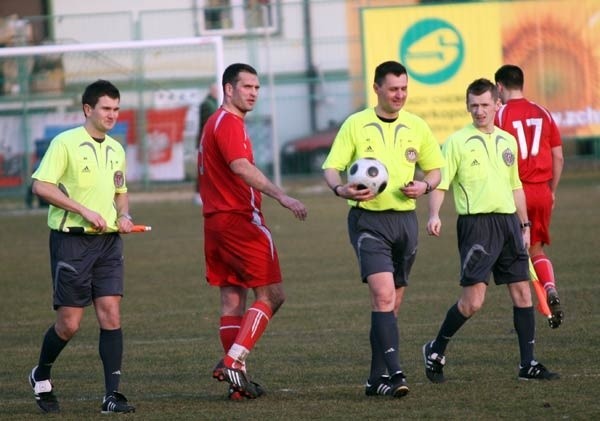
347, 158, 388, 195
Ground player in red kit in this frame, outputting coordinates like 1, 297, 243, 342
494, 64, 564, 328
198, 63, 307, 399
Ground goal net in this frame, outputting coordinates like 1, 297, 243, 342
0, 36, 224, 194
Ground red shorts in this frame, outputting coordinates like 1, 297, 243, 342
204, 212, 282, 288
523, 182, 552, 246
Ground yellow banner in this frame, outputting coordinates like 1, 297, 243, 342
361, 0, 600, 142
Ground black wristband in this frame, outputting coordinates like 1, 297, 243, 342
520, 221, 531, 229
332, 185, 342, 197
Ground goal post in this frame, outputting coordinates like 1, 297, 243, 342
0, 36, 224, 197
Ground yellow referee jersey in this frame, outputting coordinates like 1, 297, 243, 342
439, 123, 521, 215
323, 107, 444, 211
32, 126, 128, 232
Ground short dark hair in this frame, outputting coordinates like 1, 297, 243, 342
374, 61, 407, 86
466, 78, 498, 103
222, 63, 258, 88
494, 64, 524, 90
82, 79, 120, 108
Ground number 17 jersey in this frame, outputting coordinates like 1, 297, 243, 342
495, 98, 562, 184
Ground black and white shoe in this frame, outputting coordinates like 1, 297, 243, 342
222, 367, 262, 399
101, 391, 135, 414
518, 361, 560, 381
423, 341, 446, 383
389, 371, 409, 397
29, 366, 60, 413
365, 375, 392, 396
228, 381, 265, 400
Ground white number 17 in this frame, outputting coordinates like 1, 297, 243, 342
512, 118, 542, 159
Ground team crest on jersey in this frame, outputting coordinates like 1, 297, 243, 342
405, 147, 418, 163
502, 148, 515, 166
114, 171, 124, 188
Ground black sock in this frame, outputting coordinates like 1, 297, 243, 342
99, 328, 123, 394
513, 306, 535, 366
35, 325, 69, 380
368, 326, 387, 382
433, 303, 469, 355
370, 311, 402, 378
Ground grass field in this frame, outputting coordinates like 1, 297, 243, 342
1, 172, 599, 420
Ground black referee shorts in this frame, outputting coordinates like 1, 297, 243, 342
49, 231, 124, 310
457, 213, 529, 286
347, 207, 418, 287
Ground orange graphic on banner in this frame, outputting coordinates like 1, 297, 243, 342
500, 1, 600, 138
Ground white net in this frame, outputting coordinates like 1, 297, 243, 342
0, 37, 223, 193
0, 37, 223, 93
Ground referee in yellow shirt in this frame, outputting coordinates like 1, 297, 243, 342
28, 80, 136, 414
323, 60, 444, 398
422, 78, 559, 384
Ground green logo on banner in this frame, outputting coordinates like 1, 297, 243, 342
400, 18, 464, 85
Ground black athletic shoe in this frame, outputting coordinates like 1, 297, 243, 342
215, 360, 265, 400
518, 361, 560, 381
249, 381, 265, 398
365, 375, 392, 397
29, 367, 60, 413
389, 371, 409, 398
423, 341, 446, 383
212, 359, 226, 382
228, 381, 265, 400
223, 367, 262, 399
101, 391, 136, 414
547, 289, 564, 329
228, 385, 244, 401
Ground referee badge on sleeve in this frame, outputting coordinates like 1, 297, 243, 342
114, 171, 125, 188
502, 149, 515, 166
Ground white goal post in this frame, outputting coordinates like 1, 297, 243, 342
0, 36, 224, 61
0, 36, 224, 191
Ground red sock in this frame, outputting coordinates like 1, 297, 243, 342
532, 254, 556, 292
219, 315, 242, 352
224, 301, 272, 368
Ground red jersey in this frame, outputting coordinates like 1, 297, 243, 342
198, 107, 262, 216
495, 98, 562, 183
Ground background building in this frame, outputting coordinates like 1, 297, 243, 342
0, 0, 598, 194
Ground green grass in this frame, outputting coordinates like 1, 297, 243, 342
1, 172, 599, 420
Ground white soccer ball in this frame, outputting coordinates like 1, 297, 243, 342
347, 158, 388, 195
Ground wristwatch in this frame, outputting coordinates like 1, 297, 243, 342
424, 180, 432, 194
